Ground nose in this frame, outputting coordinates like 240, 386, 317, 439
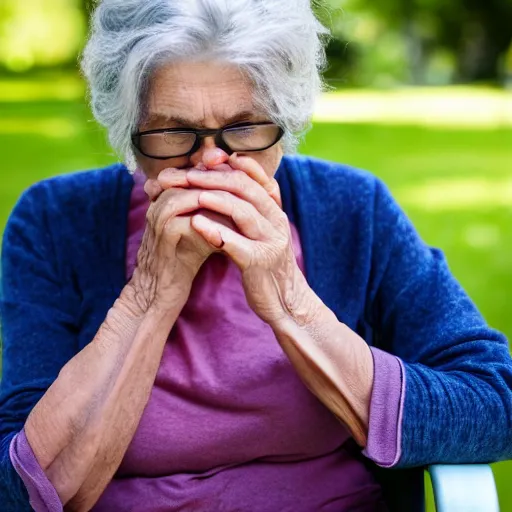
189, 136, 230, 169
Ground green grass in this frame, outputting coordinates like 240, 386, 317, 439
1, 81, 512, 509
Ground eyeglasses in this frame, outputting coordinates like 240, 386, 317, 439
131, 122, 284, 160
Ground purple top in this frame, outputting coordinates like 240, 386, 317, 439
10, 172, 405, 511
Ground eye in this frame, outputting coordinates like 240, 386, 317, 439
163, 131, 196, 145
222, 123, 280, 151
229, 126, 256, 138
167, 133, 194, 143
237, 128, 255, 137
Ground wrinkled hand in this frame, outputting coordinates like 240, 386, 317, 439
147, 153, 315, 326
129, 174, 235, 313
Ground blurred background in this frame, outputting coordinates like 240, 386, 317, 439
0, 0, 511, 509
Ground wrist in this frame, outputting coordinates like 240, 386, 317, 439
271, 268, 325, 331
123, 267, 192, 316
108, 279, 185, 346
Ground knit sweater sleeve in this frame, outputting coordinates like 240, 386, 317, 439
0, 181, 78, 511
369, 178, 512, 467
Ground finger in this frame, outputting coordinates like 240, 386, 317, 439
148, 188, 201, 234
228, 153, 282, 208
156, 168, 190, 190
186, 169, 279, 221
155, 160, 209, 191
212, 163, 235, 173
267, 179, 282, 208
199, 209, 238, 232
198, 190, 272, 240
191, 214, 253, 269
196, 210, 239, 252
144, 179, 164, 202
228, 153, 269, 187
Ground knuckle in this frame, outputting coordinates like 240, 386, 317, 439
162, 218, 182, 244
163, 201, 178, 221
162, 187, 179, 202
146, 203, 162, 229
234, 202, 250, 221
146, 204, 155, 224
245, 202, 259, 219
277, 233, 289, 251
163, 218, 177, 235
272, 213, 289, 234
149, 202, 177, 235
233, 170, 250, 190
275, 208, 288, 225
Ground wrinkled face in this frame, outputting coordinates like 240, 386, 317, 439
135, 61, 284, 179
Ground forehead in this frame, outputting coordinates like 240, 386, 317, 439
145, 61, 259, 128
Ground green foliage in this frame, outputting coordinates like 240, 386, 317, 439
0, 0, 511, 85
342, 0, 512, 83
312, 0, 512, 85
0, 0, 86, 72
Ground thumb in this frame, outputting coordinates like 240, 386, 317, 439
144, 179, 163, 202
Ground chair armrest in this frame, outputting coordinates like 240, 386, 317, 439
428, 464, 499, 512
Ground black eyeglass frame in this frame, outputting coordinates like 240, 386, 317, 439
131, 121, 285, 160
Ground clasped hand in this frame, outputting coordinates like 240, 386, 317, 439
140, 153, 313, 327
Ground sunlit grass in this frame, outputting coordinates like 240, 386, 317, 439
1, 77, 512, 511
396, 176, 512, 211
314, 86, 512, 128
0, 117, 80, 137
0, 74, 85, 101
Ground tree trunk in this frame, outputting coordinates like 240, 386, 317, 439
403, 18, 427, 84
455, 0, 512, 83
456, 21, 512, 82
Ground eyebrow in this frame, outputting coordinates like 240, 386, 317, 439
144, 110, 260, 129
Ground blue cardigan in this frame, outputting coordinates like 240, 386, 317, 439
1, 155, 511, 510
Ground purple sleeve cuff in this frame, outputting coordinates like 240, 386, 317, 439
362, 347, 406, 467
9, 430, 63, 512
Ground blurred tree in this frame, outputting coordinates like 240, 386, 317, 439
0, 0, 86, 72
1, 0, 510, 85
437, 0, 512, 82
345, 0, 512, 83
348, 0, 429, 83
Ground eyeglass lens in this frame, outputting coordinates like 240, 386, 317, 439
138, 124, 281, 158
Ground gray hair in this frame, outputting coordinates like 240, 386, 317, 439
81, 0, 329, 170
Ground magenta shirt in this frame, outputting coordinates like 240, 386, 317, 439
10, 172, 404, 511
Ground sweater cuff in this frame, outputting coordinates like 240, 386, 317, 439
9, 429, 63, 512
362, 347, 406, 467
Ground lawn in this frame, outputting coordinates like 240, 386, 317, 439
1, 77, 512, 509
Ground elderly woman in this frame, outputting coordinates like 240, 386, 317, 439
1, 1, 511, 511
